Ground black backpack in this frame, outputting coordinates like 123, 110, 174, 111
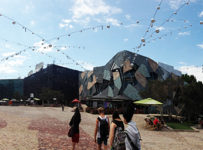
98, 117, 109, 138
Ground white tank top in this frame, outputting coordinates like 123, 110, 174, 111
97, 115, 108, 138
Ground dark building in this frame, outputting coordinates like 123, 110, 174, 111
0, 79, 23, 99
79, 50, 181, 108
24, 64, 80, 105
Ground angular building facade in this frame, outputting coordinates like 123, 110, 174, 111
79, 50, 180, 108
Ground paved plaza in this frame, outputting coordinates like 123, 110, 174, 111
0, 106, 202, 150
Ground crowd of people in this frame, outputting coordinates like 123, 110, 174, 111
68, 104, 141, 150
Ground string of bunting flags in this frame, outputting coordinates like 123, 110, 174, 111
0, 12, 114, 70
0, 43, 85, 62
0, 12, 113, 45
131, 23, 192, 53
145, 1, 191, 41
135, 0, 191, 52
46, 25, 112, 42
0, 37, 31, 48
0, 13, 45, 40
134, 0, 164, 52
145, 24, 193, 44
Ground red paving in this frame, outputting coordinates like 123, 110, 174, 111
0, 118, 7, 129
28, 117, 98, 150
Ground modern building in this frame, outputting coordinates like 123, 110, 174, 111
0, 79, 24, 99
24, 64, 80, 105
79, 50, 181, 109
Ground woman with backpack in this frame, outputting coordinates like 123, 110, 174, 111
109, 111, 125, 150
69, 107, 81, 150
94, 107, 110, 150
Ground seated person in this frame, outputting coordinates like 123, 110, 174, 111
153, 117, 160, 130
145, 118, 153, 126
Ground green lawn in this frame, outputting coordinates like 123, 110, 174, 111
167, 122, 193, 130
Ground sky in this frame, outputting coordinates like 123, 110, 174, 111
0, 0, 203, 82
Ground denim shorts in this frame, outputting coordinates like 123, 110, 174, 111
97, 137, 108, 145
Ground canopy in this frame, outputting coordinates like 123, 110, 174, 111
72, 99, 80, 103
134, 98, 163, 105
2, 98, 9, 101
34, 98, 40, 101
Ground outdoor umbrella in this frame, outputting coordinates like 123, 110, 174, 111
34, 98, 40, 101
2, 98, 9, 101
134, 98, 163, 114
72, 99, 80, 103
134, 98, 163, 105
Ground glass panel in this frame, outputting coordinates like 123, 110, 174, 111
103, 70, 111, 81
108, 86, 114, 97
123, 84, 141, 100
114, 76, 122, 90
137, 64, 150, 77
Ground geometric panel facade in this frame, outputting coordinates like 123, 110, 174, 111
79, 50, 180, 102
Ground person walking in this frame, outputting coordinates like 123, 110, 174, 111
61, 103, 64, 111
123, 104, 141, 150
109, 111, 125, 150
94, 107, 110, 150
69, 107, 81, 150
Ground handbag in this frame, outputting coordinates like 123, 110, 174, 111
68, 126, 74, 137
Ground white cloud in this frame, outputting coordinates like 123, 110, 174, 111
125, 14, 131, 20
125, 23, 140, 28
59, 19, 74, 29
33, 41, 53, 53
0, 65, 17, 74
30, 20, 35, 26
155, 26, 165, 31
158, 26, 165, 31
71, 0, 122, 19
123, 38, 128, 42
178, 61, 187, 65
0, 55, 27, 74
2, 52, 16, 57
61, 47, 68, 50
23, 2, 35, 14
199, 11, 203, 17
178, 31, 190, 36
167, 0, 196, 10
6, 56, 26, 66
69, 25, 74, 29
179, 65, 203, 82
106, 18, 121, 26
5, 44, 11, 49
197, 43, 203, 49
61, 0, 122, 26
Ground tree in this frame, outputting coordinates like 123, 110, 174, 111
175, 75, 203, 121
140, 73, 203, 121
13, 92, 22, 100
39, 88, 64, 105
140, 77, 182, 103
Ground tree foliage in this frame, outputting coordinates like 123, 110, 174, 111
140, 77, 182, 103
175, 75, 203, 121
140, 74, 203, 121
39, 88, 64, 105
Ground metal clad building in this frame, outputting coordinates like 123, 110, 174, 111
79, 50, 181, 105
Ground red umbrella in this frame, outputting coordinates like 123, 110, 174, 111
72, 99, 80, 103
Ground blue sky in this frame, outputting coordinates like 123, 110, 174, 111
0, 0, 203, 81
